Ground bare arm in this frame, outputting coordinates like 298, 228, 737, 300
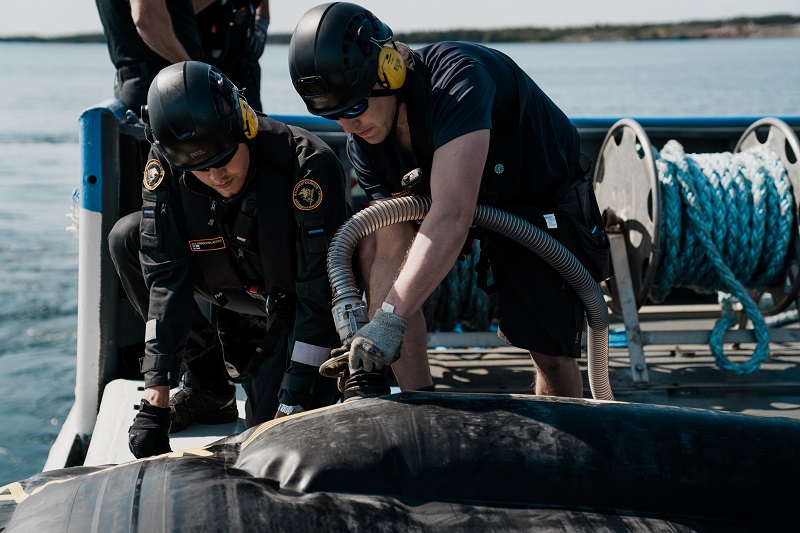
384, 129, 489, 318
144, 385, 170, 407
131, 0, 194, 63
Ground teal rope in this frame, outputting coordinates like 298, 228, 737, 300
649, 141, 793, 374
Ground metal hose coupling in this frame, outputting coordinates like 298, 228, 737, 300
331, 296, 369, 350
319, 346, 392, 400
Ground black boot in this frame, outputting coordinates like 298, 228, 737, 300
169, 385, 238, 433
170, 347, 237, 433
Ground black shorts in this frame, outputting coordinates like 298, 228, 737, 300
485, 234, 585, 358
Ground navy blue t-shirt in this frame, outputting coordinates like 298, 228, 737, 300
348, 41, 579, 203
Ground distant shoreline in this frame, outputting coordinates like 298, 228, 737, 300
1, 14, 798, 44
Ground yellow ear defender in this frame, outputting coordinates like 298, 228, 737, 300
377, 45, 406, 90
239, 97, 258, 139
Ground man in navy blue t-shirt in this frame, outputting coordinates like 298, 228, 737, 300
289, 2, 609, 398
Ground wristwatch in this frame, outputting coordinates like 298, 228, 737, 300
277, 403, 305, 416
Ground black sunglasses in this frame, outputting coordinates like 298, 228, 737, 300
196, 146, 237, 172
323, 88, 396, 121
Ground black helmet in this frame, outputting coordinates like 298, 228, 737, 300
144, 61, 245, 171
288, 2, 393, 117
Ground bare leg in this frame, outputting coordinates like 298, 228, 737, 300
358, 226, 433, 391
529, 352, 583, 398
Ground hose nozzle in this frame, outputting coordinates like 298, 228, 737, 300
331, 296, 369, 345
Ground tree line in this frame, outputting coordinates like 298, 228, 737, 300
2, 14, 798, 44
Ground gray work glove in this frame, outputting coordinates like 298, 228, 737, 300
128, 399, 172, 459
246, 15, 269, 59
349, 308, 407, 373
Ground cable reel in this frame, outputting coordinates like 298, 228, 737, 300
595, 117, 800, 316
733, 118, 800, 315
594, 119, 661, 315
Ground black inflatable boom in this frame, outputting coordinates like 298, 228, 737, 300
1, 393, 798, 531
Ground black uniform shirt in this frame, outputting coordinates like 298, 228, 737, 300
96, 0, 204, 69
138, 117, 349, 386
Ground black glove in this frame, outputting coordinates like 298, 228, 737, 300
128, 399, 172, 459
246, 15, 269, 59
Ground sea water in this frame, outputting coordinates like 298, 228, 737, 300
0, 37, 798, 485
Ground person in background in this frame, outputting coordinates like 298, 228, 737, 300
96, 0, 204, 112
288, 2, 611, 398
194, 0, 270, 111
109, 61, 348, 458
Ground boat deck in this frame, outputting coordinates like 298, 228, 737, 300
428, 306, 800, 420
429, 344, 800, 419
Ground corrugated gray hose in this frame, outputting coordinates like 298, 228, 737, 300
327, 195, 614, 402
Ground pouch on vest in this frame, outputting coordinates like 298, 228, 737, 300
554, 198, 612, 281
548, 178, 611, 282
529, 154, 612, 282
565, 156, 612, 281
140, 189, 168, 254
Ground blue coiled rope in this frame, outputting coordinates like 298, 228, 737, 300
423, 242, 499, 332
649, 141, 793, 374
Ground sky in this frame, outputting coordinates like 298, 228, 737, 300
1, 0, 799, 38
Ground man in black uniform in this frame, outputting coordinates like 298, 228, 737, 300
109, 61, 347, 458
96, 0, 204, 112
288, 3, 610, 398
195, 0, 270, 111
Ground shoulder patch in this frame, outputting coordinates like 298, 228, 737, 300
292, 179, 323, 211
143, 159, 165, 191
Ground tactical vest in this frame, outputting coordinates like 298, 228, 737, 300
177, 118, 322, 306
196, 0, 256, 69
